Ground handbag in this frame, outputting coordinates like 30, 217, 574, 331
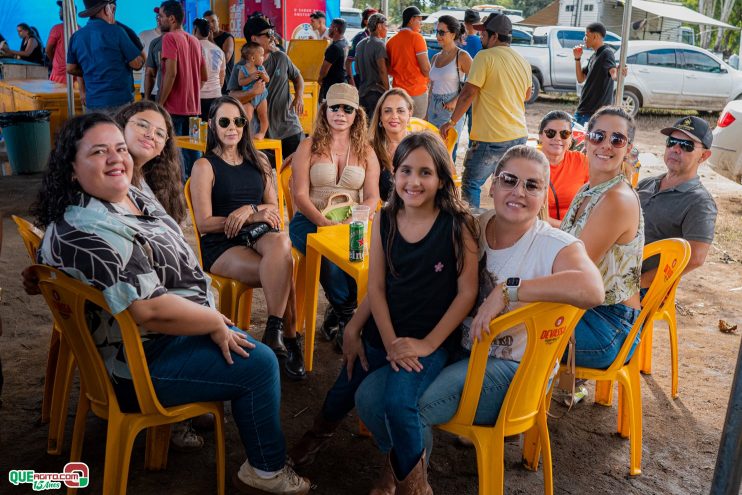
455, 49, 465, 93
237, 222, 279, 248
321, 193, 356, 223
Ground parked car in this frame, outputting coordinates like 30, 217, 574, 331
618, 41, 742, 117
708, 100, 742, 184
341, 7, 364, 42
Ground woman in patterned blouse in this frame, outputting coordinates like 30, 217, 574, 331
32, 113, 310, 494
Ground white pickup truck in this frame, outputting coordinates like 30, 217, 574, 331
513, 26, 621, 103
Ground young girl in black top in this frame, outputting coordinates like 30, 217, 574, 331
290, 132, 478, 492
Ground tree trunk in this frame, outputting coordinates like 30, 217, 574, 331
713, 0, 736, 52
700, 0, 719, 49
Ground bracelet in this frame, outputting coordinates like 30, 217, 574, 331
448, 119, 456, 127
575, 58, 581, 61
501, 283, 510, 314
250, 204, 259, 215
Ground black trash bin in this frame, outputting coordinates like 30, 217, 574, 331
0, 110, 51, 174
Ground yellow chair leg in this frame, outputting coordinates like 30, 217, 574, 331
214, 409, 226, 495
67, 392, 90, 495
625, 367, 643, 476
48, 338, 75, 455
639, 319, 654, 375
304, 248, 322, 372
102, 415, 138, 495
594, 380, 613, 406
478, 437, 503, 495
144, 425, 171, 471
41, 327, 61, 424
537, 414, 554, 495
522, 424, 541, 471
667, 310, 679, 399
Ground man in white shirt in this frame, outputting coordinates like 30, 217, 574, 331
310, 11, 330, 40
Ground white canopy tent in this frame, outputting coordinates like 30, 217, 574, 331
621, 0, 737, 30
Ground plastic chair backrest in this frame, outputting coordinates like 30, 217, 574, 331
12, 215, 43, 260
32, 264, 168, 417
279, 165, 295, 220
447, 302, 585, 434
408, 117, 438, 133
605, 237, 691, 372
183, 179, 205, 267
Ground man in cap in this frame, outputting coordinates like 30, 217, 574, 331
318, 18, 349, 103
637, 116, 717, 288
346, 7, 378, 87
231, 16, 305, 159
204, 10, 234, 94
355, 13, 389, 118
439, 13, 532, 208
67, 0, 145, 113
385, 6, 430, 118
310, 10, 330, 40
47, 1, 69, 84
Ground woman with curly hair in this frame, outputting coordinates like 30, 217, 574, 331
115, 100, 186, 224
369, 88, 413, 201
31, 113, 310, 494
289, 83, 380, 350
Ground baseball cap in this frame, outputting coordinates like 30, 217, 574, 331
464, 9, 480, 24
661, 116, 713, 149
326, 83, 359, 109
402, 6, 423, 26
153, 6, 159, 13
474, 12, 512, 34
309, 10, 326, 19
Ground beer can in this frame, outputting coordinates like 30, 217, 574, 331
199, 121, 208, 142
189, 117, 199, 141
349, 221, 365, 262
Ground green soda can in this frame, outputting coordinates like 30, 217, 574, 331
349, 221, 365, 262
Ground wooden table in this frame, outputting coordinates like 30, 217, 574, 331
174, 136, 286, 227
303, 223, 370, 372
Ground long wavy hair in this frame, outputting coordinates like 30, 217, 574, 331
384, 132, 479, 276
32, 113, 119, 227
311, 101, 369, 167
206, 95, 270, 184
369, 88, 414, 173
115, 100, 186, 224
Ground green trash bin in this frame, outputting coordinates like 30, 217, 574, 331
0, 110, 51, 174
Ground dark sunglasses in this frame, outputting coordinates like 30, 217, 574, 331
543, 128, 572, 140
256, 30, 274, 38
435, 30, 450, 36
666, 136, 697, 153
329, 104, 356, 115
217, 116, 247, 128
586, 130, 629, 149
495, 171, 544, 196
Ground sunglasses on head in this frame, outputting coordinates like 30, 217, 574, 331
495, 171, 544, 196
586, 130, 629, 148
329, 104, 356, 115
666, 136, 697, 153
543, 128, 572, 140
435, 30, 450, 36
217, 116, 247, 128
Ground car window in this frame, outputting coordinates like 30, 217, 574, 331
557, 30, 584, 49
342, 11, 362, 29
605, 33, 620, 43
645, 49, 677, 69
681, 50, 722, 73
627, 52, 647, 65
512, 28, 533, 45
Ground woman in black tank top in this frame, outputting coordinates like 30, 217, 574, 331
189, 96, 305, 380
2, 23, 43, 64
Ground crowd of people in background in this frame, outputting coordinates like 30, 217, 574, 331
2, 2, 723, 494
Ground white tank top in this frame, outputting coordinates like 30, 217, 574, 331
429, 51, 462, 95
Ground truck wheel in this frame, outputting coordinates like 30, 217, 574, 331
527, 74, 540, 105
622, 89, 640, 118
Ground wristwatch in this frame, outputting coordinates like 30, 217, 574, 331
447, 119, 456, 127
505, 277, 521, 303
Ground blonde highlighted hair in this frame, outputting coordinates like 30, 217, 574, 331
369, 88, 414, 172
311, 101, 369, 166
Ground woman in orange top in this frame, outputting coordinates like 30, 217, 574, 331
539, 110, 590, 224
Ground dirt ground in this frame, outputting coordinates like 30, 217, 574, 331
1, 97, 741, 494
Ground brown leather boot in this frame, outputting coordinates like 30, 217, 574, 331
288, 414, 341, 469
369, 455, 396, 495
393, 451, 433, 495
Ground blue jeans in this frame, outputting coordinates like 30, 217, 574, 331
573, 112, 591, 127
355, 347, 449, 477
461, 137, 527, 207
570, 303, 641, 369
426, 91, 464, 160
465, 107, 473, 139
357, 353, 517, 459
289, 211, 357, 308
147, 328, 285, 471
171, 114, 201, 180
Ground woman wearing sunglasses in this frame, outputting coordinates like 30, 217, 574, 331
560, 106, 644, 378
189, 95, 306, 380
537, 110, 589, 224
290, 83, 380, 351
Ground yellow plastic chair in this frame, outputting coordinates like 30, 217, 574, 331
408, 117, 461, 186
12, 215, 75, 455
279, 164, 306, 333
183, 179, 254, 330
543, 238, 691, 477
31, 265, 225, 495
637, 280, 682, 398
437, 302, 586, 495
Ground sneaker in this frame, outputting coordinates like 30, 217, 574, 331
233, 462, 310, 495
170, 420, 204, 451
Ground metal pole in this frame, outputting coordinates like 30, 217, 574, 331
614, 0, 632, 107
710, 340, 742, 495
381, 0, 388, 18
63, 0, 78, 117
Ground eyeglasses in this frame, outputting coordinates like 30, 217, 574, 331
256, 30, 274, 38
435, 30, 450, 36
543, 128, 572, 140
129, 119, 168, 142
217, 116, 247, 128
666, 136, 697, 153
329, 104, 356, 115
495, 171, 544, 196
586, 130, 629, 149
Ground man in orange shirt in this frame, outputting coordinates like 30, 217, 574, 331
385, 6, 430, 118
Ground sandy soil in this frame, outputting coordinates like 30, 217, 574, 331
0, 98, 741, 494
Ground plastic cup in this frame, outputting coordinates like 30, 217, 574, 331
351, 205, 371, 254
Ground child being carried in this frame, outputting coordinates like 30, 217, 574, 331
237, 42, 270, 140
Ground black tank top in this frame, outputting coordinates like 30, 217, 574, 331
21, 36, 43, 65
363, 209, 460, 351
206, 153, 264, 217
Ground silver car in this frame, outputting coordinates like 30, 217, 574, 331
708, 100, 742, 184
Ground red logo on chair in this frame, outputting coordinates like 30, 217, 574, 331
540, 316, 567, 343
663, 263, 675, 282
555, 316, 564, 327
51, 289, 73, 320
